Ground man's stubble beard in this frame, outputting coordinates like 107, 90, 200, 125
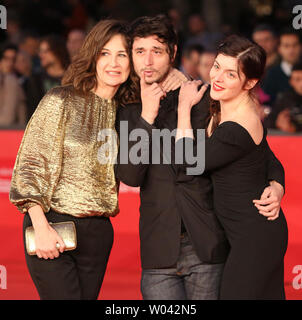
140, 66, 172, 85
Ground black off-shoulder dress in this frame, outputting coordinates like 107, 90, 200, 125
179, 121, 288, 299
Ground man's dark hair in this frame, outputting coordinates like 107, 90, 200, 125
279, 28, 301, 43
182, 44, 204, 59
129, 14, 178, 61
0, 43, 18, 60
252, 24, 277, 37
19, 30, 40, 45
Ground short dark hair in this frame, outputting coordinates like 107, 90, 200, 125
279, 28, 301, 42
129, 14, 178, 61
19, 30, 40, 44
252, 24, 277, 37
0, 43, 18, 60
182, 44, 204, 59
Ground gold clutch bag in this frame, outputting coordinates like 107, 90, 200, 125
25, 221, 77, 256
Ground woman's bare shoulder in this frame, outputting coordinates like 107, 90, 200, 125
235, 113, 263, 145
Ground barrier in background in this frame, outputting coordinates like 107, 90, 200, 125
0, 130, 301, 299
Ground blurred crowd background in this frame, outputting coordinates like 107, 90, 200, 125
0, 0, 302, 133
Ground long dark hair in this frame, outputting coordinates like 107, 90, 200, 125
209, 34, 266, 134
40, 35, 70, 70
62, 19, 139, 106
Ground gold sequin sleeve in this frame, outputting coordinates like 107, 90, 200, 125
9, 87, 68, 213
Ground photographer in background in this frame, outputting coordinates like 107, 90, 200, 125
0, 45, 26, 128
180, 44, 204, 80
261, 29, 301, 106
268, 62, 302, 133
24, 35, 70, 121
252, 24, 279, 70
197, 49, 216, 84
66, 29, 86, 60
0, 44, 18, 75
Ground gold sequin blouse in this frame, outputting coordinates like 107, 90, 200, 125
9, 85, 119, 217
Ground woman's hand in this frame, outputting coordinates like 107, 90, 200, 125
162, 68, 189, 92
176, 81, 208, 140
34, 224, 66, 259
28, 205, 66, 259
178, 81, 208, 113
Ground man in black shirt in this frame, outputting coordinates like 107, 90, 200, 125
116, 15, 285, 300
261, 29, 301, 106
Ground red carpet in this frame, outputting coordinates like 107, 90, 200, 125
0, 131, 301, 300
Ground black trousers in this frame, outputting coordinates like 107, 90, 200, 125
23, 209, 114, 300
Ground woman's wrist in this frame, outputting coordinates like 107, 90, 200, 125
28, 205, 49, 230
178, 100, 193, 111
176, 127, 194, 141
177, 113, 192, 129
141, 111, 156, 125
178, 105, 192, 121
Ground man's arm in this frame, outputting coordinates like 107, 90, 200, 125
253, 141, 285, 221
115, 105, 153, 187
115, 74, 165, 187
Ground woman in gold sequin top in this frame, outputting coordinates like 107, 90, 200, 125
9, 19, 138, 300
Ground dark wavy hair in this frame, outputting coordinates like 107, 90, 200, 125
129, 14, 178, 61
209, 34, 266, 134
40, 35, 70, 70
127, 15, 178, 101
62, 19, 139, 106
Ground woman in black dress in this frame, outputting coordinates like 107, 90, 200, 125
176, 35, 288, 299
